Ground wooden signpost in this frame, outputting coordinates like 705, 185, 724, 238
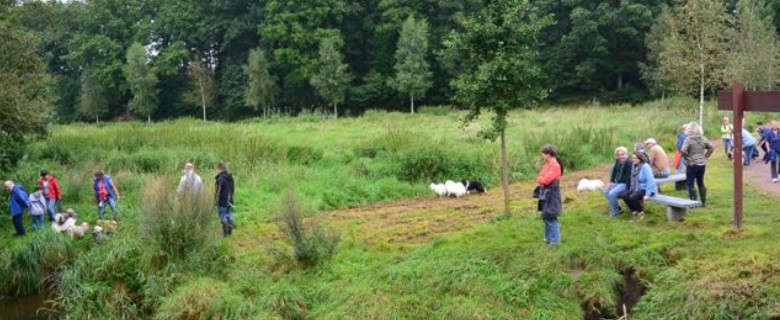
717, 84, 780, 229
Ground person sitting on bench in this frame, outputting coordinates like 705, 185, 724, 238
645, 138, 670, 178
620, 152, 657, 218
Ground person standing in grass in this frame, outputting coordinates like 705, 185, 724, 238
644, 138, 670, 178
4, 181, 29, 236
215, 163, 235, 237
93, 170, 121, 220
38, 170, 62, 221
28, 186, 47, 231
762, 120, 780, 183
756, 122, 770, 157
620, 152, 657, 218
177, 162, 203, 195
721, 117, 734, 158
603, 146, 631, 217
681, 122, 715, 206
672, 124, 688, 174
535, 144, 563, 246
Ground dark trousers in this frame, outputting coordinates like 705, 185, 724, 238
621, 189, 646, 213
686, 165, 706, 192
12, 214, 26, 235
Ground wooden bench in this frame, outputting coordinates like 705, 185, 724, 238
654, 173, 687, 191
647, 194, 701, 221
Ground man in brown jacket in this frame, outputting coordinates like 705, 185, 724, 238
645, 138, 670, 178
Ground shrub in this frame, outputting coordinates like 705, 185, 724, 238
0, 231, 74, 296
418, 105, 455, 116
139, 177, 220, 270
286, 145, 324, 165
37, 143, 75, 165
396, 147, 491, 184
277, 190, 340, 268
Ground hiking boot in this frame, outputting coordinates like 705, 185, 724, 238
688, 189, 697, 201
699, 188, 707, 207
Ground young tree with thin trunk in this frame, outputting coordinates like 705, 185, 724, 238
185, 58, 217, 121
649, 0, 732, 128
310, 37, 352, 119
443, 0, 552, 217
79, 71, 108, 123
391, 15, 432, 114
124, 42, 158, 122
243, 48, 278, 118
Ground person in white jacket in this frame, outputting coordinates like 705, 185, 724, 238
177, 163, 204, 196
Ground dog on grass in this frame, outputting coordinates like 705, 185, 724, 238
576, 179, 605, 192
92, 226, 104, 244
66, 222, 89, 238
96, 219, 118, 234
52, 217, 76, 233
462, 180, 487, 194
444, 180, 468, 198
429, 183, 447, 197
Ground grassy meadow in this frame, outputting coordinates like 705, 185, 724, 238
2, 98, 780, 319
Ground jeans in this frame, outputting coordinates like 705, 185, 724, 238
603, 183, 627, 216
770, 155, 780, 180
621, 189, 647, 213
218, 206, 234, 225
743, 145, 755, 166
31, 214, 45, 231
543, 218, 560, 245
47, 199, 56, 221
12, 214, 26, 235
98, 198, 118, 220
686, 165, 706, 192
722, 138, 733, 155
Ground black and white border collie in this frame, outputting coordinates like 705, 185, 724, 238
462, 180, 487, 194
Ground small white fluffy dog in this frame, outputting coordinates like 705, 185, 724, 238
96, 219, 118, 234
52, 217, 76, 233
92, 225, 104, 244
577, 178, 605, 192
429, 183, 447, 197
444, 180, 468, 198
67, 222, 89, 238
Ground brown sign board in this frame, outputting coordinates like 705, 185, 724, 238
717, 90, 780, 112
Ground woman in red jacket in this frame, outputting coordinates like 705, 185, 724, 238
38, 170, 63, 221
535, 144, 564, 246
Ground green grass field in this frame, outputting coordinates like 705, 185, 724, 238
2, 98, 780, 319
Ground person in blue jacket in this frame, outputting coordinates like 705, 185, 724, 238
93, 170, 121, 220
4, 181, 29, 236
620, 152, 657, 218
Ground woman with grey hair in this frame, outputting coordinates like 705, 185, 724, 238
681, 122, 715, 206
603, 146, 631, 217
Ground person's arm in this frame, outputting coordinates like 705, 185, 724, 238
109, 180, 120, 199
536, 163, 561, 186
704, 139, 715, 158
53, 179, 62, 200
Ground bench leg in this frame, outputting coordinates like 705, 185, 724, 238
667, 206, 688, 222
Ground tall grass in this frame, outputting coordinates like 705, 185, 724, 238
0, 231, 74, 296
277, 190, 340, 268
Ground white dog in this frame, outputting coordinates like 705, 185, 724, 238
429, 183, 447, 197
52, 217, 76, 233
577, 179, 605, 192
93, 225, 104, 244
67, 222, 89, 238
444, 180, 468, 198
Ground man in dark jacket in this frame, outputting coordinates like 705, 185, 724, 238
215, 163, 235, 236
4, 181, 29, 236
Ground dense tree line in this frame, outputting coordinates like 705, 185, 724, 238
2, 0, 780, 123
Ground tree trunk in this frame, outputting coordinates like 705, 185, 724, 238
500, 129, 510, 217
148, 115, 151, 123
699, 63, 705, 129
333, 102, 338, 119
617, 74, 623, 90
411, 95, 415, 114
199, 78, 206, 121
96, 116, 99, 124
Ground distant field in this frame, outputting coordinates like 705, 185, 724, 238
3, 99, 780, 319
